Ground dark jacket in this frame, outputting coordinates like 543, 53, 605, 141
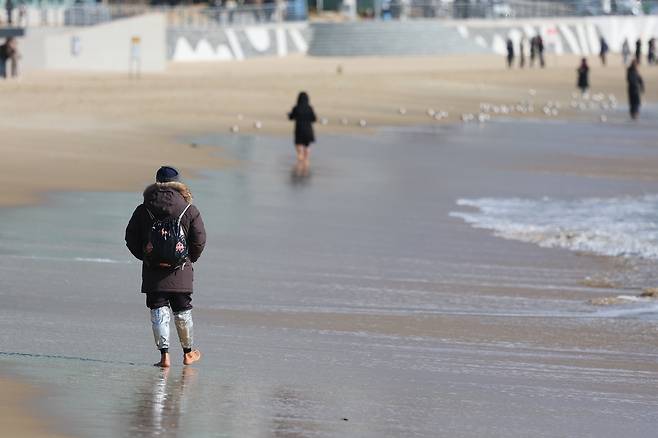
288, 96, 316, 146
577, 65, 589, 89
125, 181, 206, 294
627, 66, 644, 95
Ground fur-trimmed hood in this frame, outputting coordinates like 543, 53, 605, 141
143, 181, 193, 204
143, 181, 193, 218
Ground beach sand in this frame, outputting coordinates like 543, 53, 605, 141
0, 53, 656, 206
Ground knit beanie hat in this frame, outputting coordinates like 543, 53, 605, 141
156, 166, 180, 183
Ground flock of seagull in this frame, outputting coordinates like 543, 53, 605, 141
227, 89, 619, 133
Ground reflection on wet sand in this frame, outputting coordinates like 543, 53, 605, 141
290, 163, 311, 186
129, 367, 198, 437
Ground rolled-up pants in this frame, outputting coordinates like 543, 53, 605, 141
146, 293, 193, 351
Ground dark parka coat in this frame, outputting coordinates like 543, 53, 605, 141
627, 65, 644, 115
577, 64, 589, 90
288, 93, 317, 146
125, 182, 206, 294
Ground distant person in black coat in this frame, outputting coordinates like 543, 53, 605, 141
635, 38, 642, 64
577, 58, 589, 94
288, 92, 317, 167
519, 37, 526, 68
626, 60, 644, 120
5, 0, 14, 25
506, 38, 514, 68
536, 35, 545, 68
599, 36, 609, 66
648, 38, 656, 65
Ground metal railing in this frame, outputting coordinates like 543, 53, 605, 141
366, 0, 655, 20
0, 2, 306, 28
2, 0, 655, 28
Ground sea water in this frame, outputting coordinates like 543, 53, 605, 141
1, 120, 658, 437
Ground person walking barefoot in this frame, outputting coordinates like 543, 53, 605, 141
288, 92, 317, 167
626, 60, 644, 120
126, 166, 206, 367
577, 58, 589, 95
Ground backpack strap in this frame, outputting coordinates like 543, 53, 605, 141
145, 208, 155, 220
178, 204, 191, 225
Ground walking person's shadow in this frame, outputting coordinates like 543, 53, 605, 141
290, 162, 312, 187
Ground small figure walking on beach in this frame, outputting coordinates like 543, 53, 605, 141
506, 38, 515, 68
577, 58, 589, 94
599, 36, 609, 66
288, 92, 317, 167
626, 60, 644, 120
648, 38, 656, 65
519, 37, 526, 68
622, 38, 631, 65
0, 37, 19, 79
536, 35, 545, 68
635, 38, 642, 64
126, 166, 206, 368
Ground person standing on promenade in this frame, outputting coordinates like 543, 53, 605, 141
126, 166, 206, 368
626, 60, 644, 120
599, 36, 609, 66
519, 37, 526, 68
5, 0, 14, 25
622, 38, 631, 65
288, 92, 317, 167
506, 38, 514, 68
648, 38, 656, 65
529, 36, 536, 67
635, 38, 642, 64
577, 58, 589, 94
0, 39, 6, 79
5, 37, 19, 78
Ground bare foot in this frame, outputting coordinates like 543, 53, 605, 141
183, 350, 201, 365
154, 353, 170, 368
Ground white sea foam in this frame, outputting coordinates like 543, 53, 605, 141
450, 195, 658, 260
593, 302, 658, 318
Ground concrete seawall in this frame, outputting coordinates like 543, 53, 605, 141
308, 16, 658, 57
168, 23, 310, 62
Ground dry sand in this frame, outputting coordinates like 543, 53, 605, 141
0, 53, 655, 206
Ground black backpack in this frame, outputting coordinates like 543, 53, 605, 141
144, 204, 191, 269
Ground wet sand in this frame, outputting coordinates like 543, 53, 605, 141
2, 119, 658, 436
0, 378, 69, 438
0, 53, 656, 206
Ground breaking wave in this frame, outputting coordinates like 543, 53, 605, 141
450, 195, 658, 260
